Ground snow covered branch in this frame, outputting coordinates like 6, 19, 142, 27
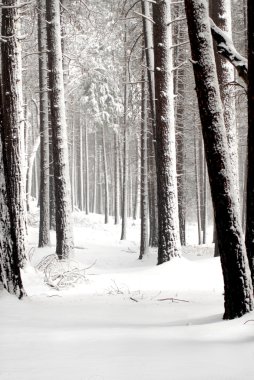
210, 18, 247, 84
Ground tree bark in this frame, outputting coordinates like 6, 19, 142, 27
102, 123, 109, 224
120, 27, 129, 240
139, 68, 149, 260
245, 0, 254, 285
46, 0, 73, 259
153, 0, 181, 263
185, 0, 253, 319
114, 131, 120, 224
84, 118, 89, 214
1, 0, 27, 269
38, 0, 50, 247
0, 77, 25, 298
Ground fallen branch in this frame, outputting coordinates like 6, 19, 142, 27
244, 320, 254, 325
157, 297, 189, 303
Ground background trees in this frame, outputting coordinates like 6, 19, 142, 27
0, 0, 253, 321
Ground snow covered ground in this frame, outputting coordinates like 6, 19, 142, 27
1, 213, 254, 380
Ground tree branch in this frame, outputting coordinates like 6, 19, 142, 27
210, 18, 247, 84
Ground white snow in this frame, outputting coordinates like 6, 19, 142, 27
1, 212, 254, 380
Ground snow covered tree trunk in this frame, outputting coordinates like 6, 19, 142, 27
148, 121, 158, 247
128, 159, 133, 218
79, 115, 84, 211
153, 0, 181, 264
93, 130, 97, 214
84, 119, 89, 214
185, 0, 254, 319
46, 0, 73, 259
203, 164, 207, 244
173, 4, 186, 246
245, 0, 254, 285
71, 117, 75, 210
210, 0, 239, 202
49, 119, 56, 230
0, 81, 25, 298
1, 0, 27, 268
141, 0, 156, 142
38, 0, 50, 247
133, 143, 140, 220
114, 131, 120, 224
194, 131, 202, 245
102, 123, 109, 224
120, 28, 129, 240
139, 69, 149, 260
27, 136, 40, 213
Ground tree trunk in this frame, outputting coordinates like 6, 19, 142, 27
185, 0, 253, 319
1, 0, 27, 269
139, 68, 149, 260
210, 0, 239, 199
194, 131, 202, 245
0, 78, 25, 298
102, 123, 109, 224
141, 0, 156, 141
84, 119, 89, 214
153, 0, 181, 263
245, 0, 254, 285
93, 130, 97, 213
120, 28, 129, 240
27, 136, 40, 213
114, 131, 120, 224
38, 0, 50, 247
79, 114, 84, 211
46, 0, 73, 259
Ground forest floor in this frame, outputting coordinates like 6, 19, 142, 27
1, 211, 254, 380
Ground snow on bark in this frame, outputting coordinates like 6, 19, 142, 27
210, 0, 239, 205
153, 0, 181, 263
210, 18, 247, 84
142, 0, 156, 138
38, 0, 50, 247
245, 0, 254, 285
1, 0, 27, 269
139, 68, 149, 260
185, 0, 253, 319
0, 130, 25, 298
46, 0, 73, 259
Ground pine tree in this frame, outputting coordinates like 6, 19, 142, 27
38, 0, 50, 247
46, 0, 73, 259
153, 0, 181, 263
185, 0, 254, 319
1, 0, 27, 269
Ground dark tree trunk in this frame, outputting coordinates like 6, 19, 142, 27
102, 123, 109, 224
139, 68, 149, 260
245, 0, 254, 285
194, 131, 202, 245
185, 0, 253, 319
46, 0, 73, 259
38, 0, 50, 247
0, 76, 25, 298
1, 0, 27, 270
120, 28, 128, 240
153, 0, 181, 263
84, 119, 89, 214
114, 131, 120, 224
93, 130, 97, 213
